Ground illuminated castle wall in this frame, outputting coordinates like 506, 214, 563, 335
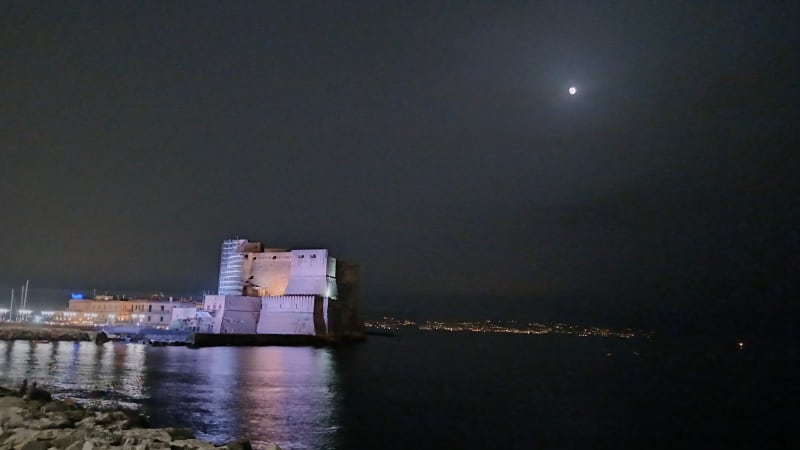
203, 294, 326, 335
216, 240, 336, 298
206, 239, 362, 338
242, 248, 337, 298
217, 239, 262, 295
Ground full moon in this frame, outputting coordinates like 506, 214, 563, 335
568, 86, 577, 95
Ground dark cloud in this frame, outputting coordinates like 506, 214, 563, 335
1, 1, 796, 332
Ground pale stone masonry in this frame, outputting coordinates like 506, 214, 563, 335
206, 239, 364, 340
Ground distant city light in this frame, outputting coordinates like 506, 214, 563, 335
568, 86, 577, 95
363, 317, 650, 339
71, 293, 84, 299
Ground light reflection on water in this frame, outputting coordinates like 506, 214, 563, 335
0, 341, 337, 449
1, 331, 790, 450
1, 341, 147, 410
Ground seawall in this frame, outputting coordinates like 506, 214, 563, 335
0, 324, 105, 343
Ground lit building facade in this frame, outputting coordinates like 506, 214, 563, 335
205, 239, 362, 338
65, 295, 200, 328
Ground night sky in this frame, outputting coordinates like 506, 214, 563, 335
1, 2, 797, 331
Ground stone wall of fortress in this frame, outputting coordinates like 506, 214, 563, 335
208, 240, 364, 341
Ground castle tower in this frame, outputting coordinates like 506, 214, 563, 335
217, 239, 247, 295
217, 239, 263, 295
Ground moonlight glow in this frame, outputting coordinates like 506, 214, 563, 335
568, 86, 577, 95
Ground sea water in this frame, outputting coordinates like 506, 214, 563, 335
0, 330, 794, 449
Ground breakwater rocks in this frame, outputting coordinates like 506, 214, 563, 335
0, 387, 279, 450
0, 325, 107, 344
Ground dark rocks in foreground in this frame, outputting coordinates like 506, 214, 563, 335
0, 386, 279, 450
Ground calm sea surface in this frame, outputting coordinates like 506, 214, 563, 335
0, 331, 795, 449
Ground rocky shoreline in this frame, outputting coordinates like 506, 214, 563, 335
0, 386, 278, 450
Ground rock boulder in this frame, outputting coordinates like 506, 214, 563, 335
1, 387, 275, 450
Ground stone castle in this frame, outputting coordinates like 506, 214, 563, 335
203, 239, 363, 341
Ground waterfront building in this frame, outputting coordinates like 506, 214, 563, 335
64, 295, 200, 328
170, 307, 213, 332
204, 239, 363, 338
